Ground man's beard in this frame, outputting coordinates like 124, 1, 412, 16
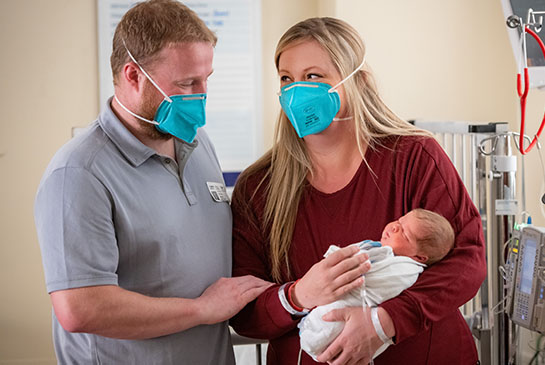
135, 82, 172, 141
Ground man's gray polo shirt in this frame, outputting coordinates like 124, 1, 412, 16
35, 100, 234, 364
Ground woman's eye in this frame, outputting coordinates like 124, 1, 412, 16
280, 75, 291, 82
307, 73, 321, 80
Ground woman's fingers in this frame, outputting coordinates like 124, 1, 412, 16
333, 275, 365, 297
328, 253, 369, 293
331, 253, 369, 277
333, 260, 371, 287
324, 245, 361, 266
297, 246, 371, 308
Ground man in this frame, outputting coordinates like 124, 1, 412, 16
34, 1, 270, 363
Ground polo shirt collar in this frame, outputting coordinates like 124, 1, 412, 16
99, 97, 200, 166
98, 97, 161, 167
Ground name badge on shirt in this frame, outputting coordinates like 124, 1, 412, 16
206, 182, 230, 203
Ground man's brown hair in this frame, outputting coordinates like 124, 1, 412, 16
110, 0, 217, 84
412, 208, 455, 265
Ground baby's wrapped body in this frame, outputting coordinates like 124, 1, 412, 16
298, 241, 425, 361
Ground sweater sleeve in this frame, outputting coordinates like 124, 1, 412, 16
380, 137, 486, 344
229, 174, 300, 339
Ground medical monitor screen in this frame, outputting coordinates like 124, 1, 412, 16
520, 238, 537, 294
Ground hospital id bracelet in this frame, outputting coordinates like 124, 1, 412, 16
287, 279, 309, 312
278, 282, 309, 316
370, 307, 393, 345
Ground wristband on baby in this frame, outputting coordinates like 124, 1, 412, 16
370, 307, 393, 345
278, 282, 309, 316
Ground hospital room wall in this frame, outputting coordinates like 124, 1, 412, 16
0, 1, 100, 363
0, 0, 544, 364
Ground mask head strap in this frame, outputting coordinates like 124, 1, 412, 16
329, 55, 366, 92
113, 95, 159, 125
122, 39, 172, 103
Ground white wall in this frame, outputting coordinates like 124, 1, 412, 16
335, 0, 516, 122
1, 0, 545, 363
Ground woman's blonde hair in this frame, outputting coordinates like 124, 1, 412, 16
236, 17, 431, 283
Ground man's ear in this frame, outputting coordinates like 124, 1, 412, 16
121, 62, 143, 91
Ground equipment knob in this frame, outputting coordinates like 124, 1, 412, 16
507, 15, 521, 29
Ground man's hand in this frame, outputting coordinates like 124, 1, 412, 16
197, 275, 273, 324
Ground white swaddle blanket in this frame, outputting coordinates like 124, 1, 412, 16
298, 241, 425, 361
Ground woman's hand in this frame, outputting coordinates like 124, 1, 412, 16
316, 306, 386, 365
291, 246, 370, 310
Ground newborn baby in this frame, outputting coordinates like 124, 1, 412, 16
298, 209, 455, 361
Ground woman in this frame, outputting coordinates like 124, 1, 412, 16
230, 17, 485, 365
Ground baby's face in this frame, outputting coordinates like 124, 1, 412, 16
381, 211, 420, 258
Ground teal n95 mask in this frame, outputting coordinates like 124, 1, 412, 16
278, 57, 365, 138
114, 41, 206, 143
